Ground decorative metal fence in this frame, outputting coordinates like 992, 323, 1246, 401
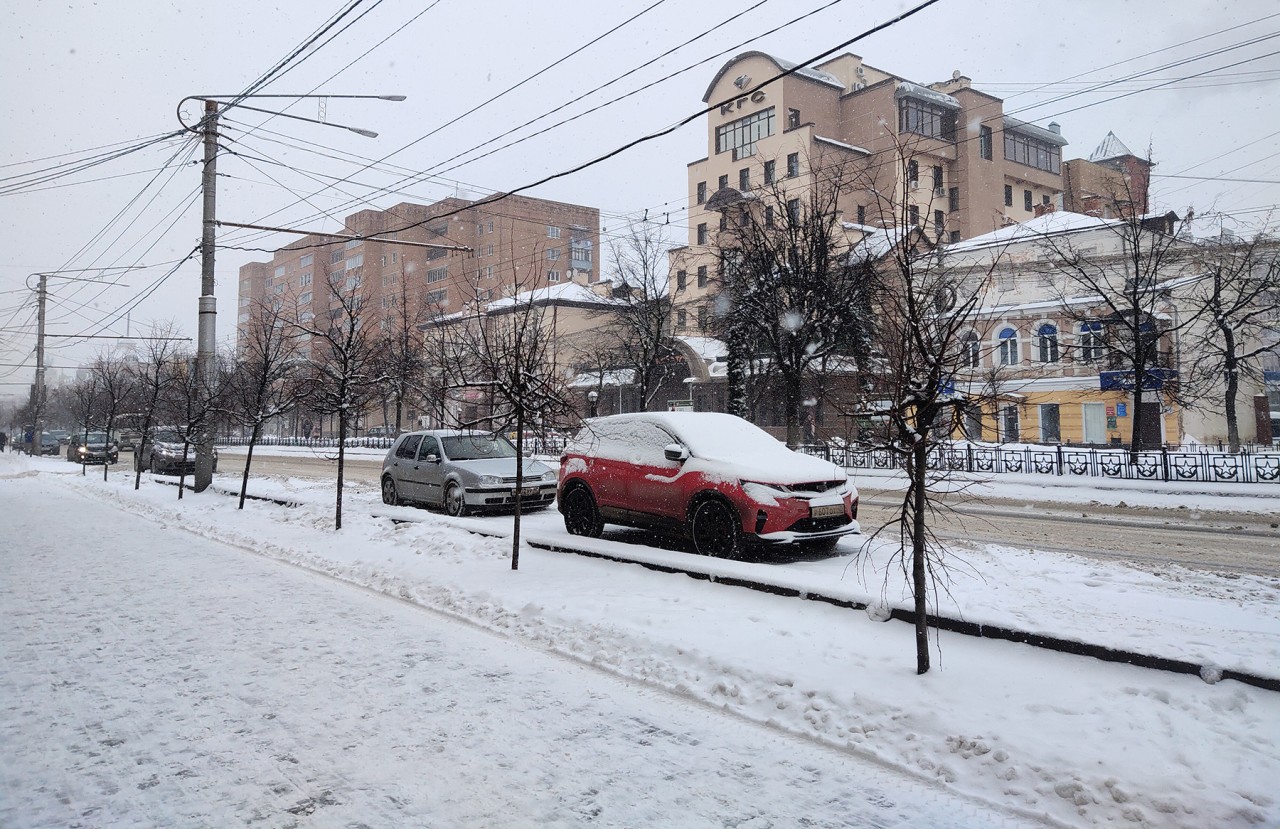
215, 435, 395, 451
803, 442, 1280, 485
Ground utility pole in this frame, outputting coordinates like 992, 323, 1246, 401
194, 98, 218, 491
30, 274, 47, 455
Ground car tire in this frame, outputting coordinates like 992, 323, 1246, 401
381, 476, 401, 506
561, 484, 603, 538
444, 482, 467, 517
690, 498, 742, 558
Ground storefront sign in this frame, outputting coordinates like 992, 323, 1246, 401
720, 90, 767, 116
1106, 406, 1115, 417
1107, 416, 1118, 429
1116, 403, 1127, 417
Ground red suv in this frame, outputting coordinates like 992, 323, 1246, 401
558, 412, 859, 557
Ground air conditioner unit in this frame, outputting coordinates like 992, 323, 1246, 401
909, 180, 919, 190
853, 82, 866, 91
934, 187, 946, 197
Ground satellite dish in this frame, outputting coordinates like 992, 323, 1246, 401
952, 70, 961, 80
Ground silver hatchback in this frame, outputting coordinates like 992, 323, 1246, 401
380, 430, 557, 516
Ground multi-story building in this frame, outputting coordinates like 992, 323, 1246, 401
236, 194, 599, 352
669, 51, 1071, 333
236, 194, 598, 433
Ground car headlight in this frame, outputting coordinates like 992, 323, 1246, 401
478, 474, 501, 486
78, 446, 87, 454
741, 481, 792, 503
540, 470, 557, 482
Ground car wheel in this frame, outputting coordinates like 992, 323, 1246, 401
444, 482, 467, 517
381, 476, 401, 506
561, 484, 603, 538
691, 498, 741, 558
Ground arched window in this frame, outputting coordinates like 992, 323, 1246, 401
998, 327, 1019, 366
962, 331, 980, 368
1078, 322, 1103, 363
1037, 323, 1060, 363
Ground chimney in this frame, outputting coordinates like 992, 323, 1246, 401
1048, 122, 1061, 135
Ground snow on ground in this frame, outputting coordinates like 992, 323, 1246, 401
3, 450, 1279, 828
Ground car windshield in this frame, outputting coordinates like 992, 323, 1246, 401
441, 434, 517, 461
154, 430, 185, 443
84, 432, 108, 443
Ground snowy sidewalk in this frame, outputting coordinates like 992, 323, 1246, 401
1, 474, 1042, 828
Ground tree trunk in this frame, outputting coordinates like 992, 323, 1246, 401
784, 374, 803, 449
239, 423, 259, 510
1222, 329, 1241, 453
911, 436, 930, 675
511, 407, 524, 571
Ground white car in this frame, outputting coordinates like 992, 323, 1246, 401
381, 430, 557, 515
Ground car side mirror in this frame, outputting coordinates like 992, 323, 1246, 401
424, 453, 440, 464
663, 443, 689, 463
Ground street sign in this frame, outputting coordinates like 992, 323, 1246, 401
1116, 403, 1127, 417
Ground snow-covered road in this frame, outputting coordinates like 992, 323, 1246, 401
2, 474, 1040, 828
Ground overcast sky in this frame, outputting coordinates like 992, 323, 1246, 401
3, 0, 1278, 394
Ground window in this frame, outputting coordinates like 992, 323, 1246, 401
547, 271, 560, 283
330, 248, 344, 264
907, 160, 919, 184
1043, 194, 1052, 206
787, 108, 801, 129
676, 270, 687, 290
932, 165, 943, 192
950, 230, 961, 244
392, 252, 398, 263
787, 198, 801, 224
427, 266, 448, 283
426, 288, 448, 305
1004, 185, 1013, 207
1078, 322, 1103, 363
1004, 131, 1061, 173
696, 181, 706, 204
380, 254, 387, 266
274, 265, 286, 278
346, 254, 363, 269
765, 206, 774, 227
428, 223, 448, 237
909, 204, 920, 226
697, 265, 708, 288
719, 213, 728, 231
763, 159, 775, 185
697, 223, 708, 245
856, 205, 865, 225
1037, 323, 1060, 363
963, 332, 980, 368
426, 247, 447, 261
786, 153, 799, 178
1024, 190, 1033, 212
299, 291, 312, 304
949, 186, 960, 212
677, 309, 687, 328
345, 239, 362, 250
547, 225, 561, 238
477, 265, 494, 280
934, 210, 945, 233
547, 248, 560, 261
714, 107, 774, 158
1039, 403, 1061, 443
739, 167, 750, 190
697, 306, 708, 329
898, 97, 956, 140
299, 272, 312, 287
718, 174, 729, 191
998, 327, 1020, 365
570, 241, 592, 263
979, 125, 993, 160
299, 254, 313, 267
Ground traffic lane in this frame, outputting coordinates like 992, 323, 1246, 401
0, 476, 1038, 829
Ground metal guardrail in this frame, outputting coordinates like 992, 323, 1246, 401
802, 442, 1280, 485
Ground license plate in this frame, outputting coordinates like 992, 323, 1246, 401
810, 503, 845, 519
515, 488, 541, 498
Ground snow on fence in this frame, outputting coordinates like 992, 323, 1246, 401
802, 441, 1280, 485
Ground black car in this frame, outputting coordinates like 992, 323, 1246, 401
66, 431, 119, 465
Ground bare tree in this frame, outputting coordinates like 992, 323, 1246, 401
371, 276, 431, 434
707, 158, 876, 446
128, 323, 183, 490
428, 274, 578, 570
227, 299, 307, 509
293, 266, 382, 529
1181, 222, 1280, 451
159, 349, 231, 499
594, 220, 675, 412
67, 373, 103, 475
89, 354, 137, 482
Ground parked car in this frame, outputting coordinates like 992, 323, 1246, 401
366, 426, 395, 438
24, 431, 62, 456
66, 431, 118, 465
138, 428, 218, 475
114, 430, 142, 452
558, 412, 859, 557
48, 429, 70, 446
380, 430, 557, 515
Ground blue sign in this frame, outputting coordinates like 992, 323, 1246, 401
1116, 402, 1127, 417
1265, 370, 1280, 387
1099, 368, 1177, 391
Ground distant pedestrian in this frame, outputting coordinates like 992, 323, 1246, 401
0, 431, 7, 452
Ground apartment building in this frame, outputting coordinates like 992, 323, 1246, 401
236, 194, 600, 355
669, 51, 1070, 332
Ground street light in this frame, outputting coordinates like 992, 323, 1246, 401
587, 389, 599, 419
175, 92, 403, 492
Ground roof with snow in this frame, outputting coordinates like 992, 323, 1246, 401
945, 211, 1118, 253
484, 280, 622, 312
701, 52, 844, 102
895, 82, 961, 110
1089, 131, 1135, 162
